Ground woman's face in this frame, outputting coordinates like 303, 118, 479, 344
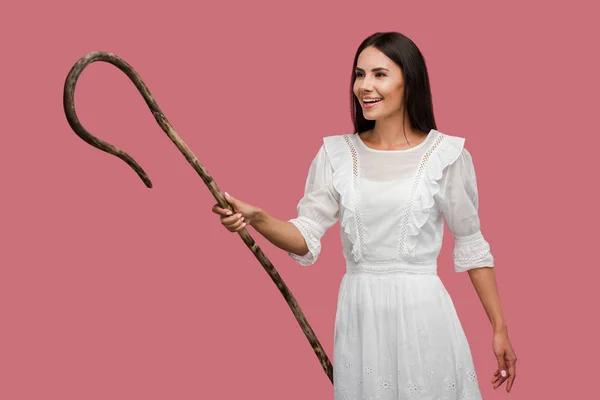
353, 46, 405, 121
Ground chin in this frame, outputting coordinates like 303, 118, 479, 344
363, 111, 385, 121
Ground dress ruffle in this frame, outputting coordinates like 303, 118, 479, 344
402, 134, 465, 259
452, 231, 495, 272
323, 135, 363, 261
287, 217, 321, 266
324, 132, 466, 262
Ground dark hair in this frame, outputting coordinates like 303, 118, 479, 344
350, 32, 437, 136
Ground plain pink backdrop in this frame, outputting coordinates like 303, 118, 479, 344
1, 0, 598, 399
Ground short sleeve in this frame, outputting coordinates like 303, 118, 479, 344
287, 144, 340, 266
440, 148, 495, 272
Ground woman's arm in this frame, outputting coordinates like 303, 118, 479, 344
468, 266, 517, 392
213, 143, 339, 265
467, 267, 506, 333
251, 208, 309, 256
438, 146, 517, 392
212, 194, 310, 257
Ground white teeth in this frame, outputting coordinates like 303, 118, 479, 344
363, 98, 382, 103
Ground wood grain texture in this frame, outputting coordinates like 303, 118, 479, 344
63, 51, 333, 384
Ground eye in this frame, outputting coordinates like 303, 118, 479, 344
354, 72, 386, 78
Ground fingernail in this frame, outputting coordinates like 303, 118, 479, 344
224, 192, 230, 198
226, 211, 232, 216
241, 217, 245, 221
242, 222, 246, 228
500, 370, 507, 377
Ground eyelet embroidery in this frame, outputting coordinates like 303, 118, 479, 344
334, 366, 481, 399
468, 370, 478, 382
444, 378, 457, 392
398, 133, 446, 258
347, 265, 437, 275
343, 133, 447, 262
288, 219, 319, 263
377, 376, 394, 392
343, 135, 366, 260
406, 381, 424, 395
453, 250, 492, 263
328, 134, 487, 399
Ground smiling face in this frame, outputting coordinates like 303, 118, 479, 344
353, 46, 406, 121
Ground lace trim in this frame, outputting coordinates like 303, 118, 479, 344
347, 266, 437, 275
398, 133, 446, 258
324, 132, 464, 263
287, 218, 320, 266
453, 250, 492, 263
334, 359, 481, 399
322, 135, 362, 262
343, 135, 365, 260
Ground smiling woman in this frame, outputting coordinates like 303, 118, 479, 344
212, 31, 516, 400
317, 32, 516, 399
350, 36, 437, 152
322, 32, 515, 399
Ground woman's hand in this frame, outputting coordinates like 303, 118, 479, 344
491, 330, 517, 392
211, 192, 261, 232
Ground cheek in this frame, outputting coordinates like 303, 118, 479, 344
353, 82, 360, 96
384, 88, 405, 109
379, 82, 399, 98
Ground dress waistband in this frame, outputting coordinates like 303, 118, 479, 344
345, 259, 438, 275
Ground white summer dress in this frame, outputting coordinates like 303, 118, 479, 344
287, 129, 494, 400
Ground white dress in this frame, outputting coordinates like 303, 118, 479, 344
287, 129, 494, 400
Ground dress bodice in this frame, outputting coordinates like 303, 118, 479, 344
287, 129, 494, 273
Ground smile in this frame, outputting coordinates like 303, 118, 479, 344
363, 98, 382, 108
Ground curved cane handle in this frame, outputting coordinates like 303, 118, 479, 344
63, 51, 334, 383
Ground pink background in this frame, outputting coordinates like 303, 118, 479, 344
1, 0, 597, 398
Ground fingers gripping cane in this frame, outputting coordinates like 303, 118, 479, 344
63, 51, 334, 384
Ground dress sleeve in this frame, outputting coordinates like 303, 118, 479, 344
440, 148, 495, 272
287, 144, 340, 266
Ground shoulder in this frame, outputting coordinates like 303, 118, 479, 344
433, 128, 466, 147
433, 128, 477, 163
321, 132, 354, 154
305, 133, 352, 164
322, 132, 353, 145
318, 133, 355, 172
436, 129, 480, 155
423, 129, 479, 185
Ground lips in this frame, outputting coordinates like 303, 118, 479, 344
363, 99, 382, 108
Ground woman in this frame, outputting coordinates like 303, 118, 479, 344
212, 31, 516, 399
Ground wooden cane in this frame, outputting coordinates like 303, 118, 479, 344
62, 51, 333, 383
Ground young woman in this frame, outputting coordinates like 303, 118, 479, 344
212, 31, 516, 399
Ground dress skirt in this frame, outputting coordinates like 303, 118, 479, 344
332, 263, 483, 400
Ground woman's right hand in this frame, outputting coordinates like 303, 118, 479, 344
211, 192, 261, 232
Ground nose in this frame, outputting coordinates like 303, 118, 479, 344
358, 74, 375, 92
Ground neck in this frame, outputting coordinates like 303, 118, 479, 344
371, 113, 423, 146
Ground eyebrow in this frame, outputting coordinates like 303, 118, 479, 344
354, 67, 389, 72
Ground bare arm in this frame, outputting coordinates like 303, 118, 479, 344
212, 193, 309, 257
440, 148, 517, 391
468, 266, 517, 392
250, 208, 309, 256
213, 144, 339, 266
467, 267, 506, 333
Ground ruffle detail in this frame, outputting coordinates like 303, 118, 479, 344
322, 132, 466, 262
287, 217, 320, 266
401, 133, 466, 259
323, 135, 363, 261
452, 230, 495, 272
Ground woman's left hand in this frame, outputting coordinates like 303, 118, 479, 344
491, 330, 517, 392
